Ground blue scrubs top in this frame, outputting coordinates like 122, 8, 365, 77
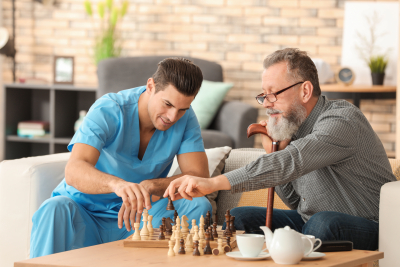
52, 86, 205, 217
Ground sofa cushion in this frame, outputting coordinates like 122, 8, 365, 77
388, 158, 400, 180
191, 80, 233, 129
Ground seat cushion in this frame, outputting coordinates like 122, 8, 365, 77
201, 129, 233, 149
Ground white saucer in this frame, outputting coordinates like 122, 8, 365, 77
226, 251, 271, 261
302, 252, 326, 260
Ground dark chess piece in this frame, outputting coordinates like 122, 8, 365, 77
203, 229, 213, 255
212, 248, 220, 256
158, 224, 165, 240
230, 216, 236, 234
165, 217, 173, 236
178, 238, 186, 254
193, 240, 200, 256
224, 210, 232, 237
205, 210, 211, 228
174, 210, 178, 225
166, 196, 175, 210
208, 226, 214, 241
213, 222, 218, 238
224, 236, 231, 252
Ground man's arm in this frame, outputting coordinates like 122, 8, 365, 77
140, 151, 209, 197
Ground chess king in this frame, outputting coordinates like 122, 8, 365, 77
164, 48, 396, 251
30, 58, 212, 258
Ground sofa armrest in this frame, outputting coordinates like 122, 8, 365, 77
210, 101, 258, 149
379, 180, 400, 267
0, 152, 70, 267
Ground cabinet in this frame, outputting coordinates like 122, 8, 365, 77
2, 83, 97, 160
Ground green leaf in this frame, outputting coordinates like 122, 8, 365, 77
110, 7, 119, 26
367, 55, 388, 73
98, 2, 105, 18
121, 1, 129, 17
106, 0, 113, 10
84, 0, 92, 16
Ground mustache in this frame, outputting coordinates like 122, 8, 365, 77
266, 109, 283, 116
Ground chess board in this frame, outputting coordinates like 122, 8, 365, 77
123, 228, 243, 249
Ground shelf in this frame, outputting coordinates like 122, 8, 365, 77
6, 135, 51, 143
321, 84, 396, 93
54, 137, 72, 144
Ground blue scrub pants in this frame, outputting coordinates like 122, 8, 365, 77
30, 195, 211, 258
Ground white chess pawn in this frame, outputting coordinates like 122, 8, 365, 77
185, 233, 193, 252
140, 209, 149, 240
168, 240, 175, 256
147, 215, 154, 236
174, 238, 180, 254
132, 223, 141, 240
190, 219, 196, 234
193, 225, 200, 242
199, 216, 205, 240
217, 238, 224, 254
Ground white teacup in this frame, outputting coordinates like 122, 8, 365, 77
302, 235, 322, 256
236, 234, 266, 257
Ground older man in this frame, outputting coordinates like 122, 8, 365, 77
164, 48, 396, 250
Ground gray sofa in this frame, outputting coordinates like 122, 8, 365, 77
97, 56, 258, 149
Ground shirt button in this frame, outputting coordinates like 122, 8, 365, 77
302, 198, 305, 202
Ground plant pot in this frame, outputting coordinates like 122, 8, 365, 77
371, 72, 385, 85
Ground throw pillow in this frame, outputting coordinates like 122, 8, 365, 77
191, 80, 234, 129
167, 146, 233, 220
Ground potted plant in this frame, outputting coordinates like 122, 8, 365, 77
367, 55, 388, 85
84, 0, 129, 65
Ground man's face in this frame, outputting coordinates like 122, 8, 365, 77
147, 84, 194, 131
261, 62, 307, 141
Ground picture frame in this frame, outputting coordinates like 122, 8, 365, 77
53, 56, 74, 84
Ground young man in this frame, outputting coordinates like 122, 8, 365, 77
164, 48, 396, 251
30, 58, 212, 258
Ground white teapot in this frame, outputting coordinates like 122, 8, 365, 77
260, 225, 314, 264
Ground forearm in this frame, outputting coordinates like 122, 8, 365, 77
65, 159, 124, 194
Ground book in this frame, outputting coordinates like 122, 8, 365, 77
17, 129, 48, 137
17, 121, 49, 130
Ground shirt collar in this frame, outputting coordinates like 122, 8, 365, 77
292, 95, 326, 140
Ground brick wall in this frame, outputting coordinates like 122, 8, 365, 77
1, 0, 397, 156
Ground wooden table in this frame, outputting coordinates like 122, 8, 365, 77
320, 84, 396, 108
15, 240, 383, 267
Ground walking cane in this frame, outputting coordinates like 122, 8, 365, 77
247, 123, 279, 229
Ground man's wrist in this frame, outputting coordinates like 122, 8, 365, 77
212, 175, 231, 191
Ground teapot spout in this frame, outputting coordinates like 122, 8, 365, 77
259, 226, 273, 250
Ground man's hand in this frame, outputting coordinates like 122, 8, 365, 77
113, 180, 151, 231
163, 175, 231, 201
259, 120, 291, 153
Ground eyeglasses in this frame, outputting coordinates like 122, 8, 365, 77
255, 81, 304, 104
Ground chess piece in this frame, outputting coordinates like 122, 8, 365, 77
190, 219, 196, 234
171, 225, 176, 241
203, 229, 212, 255
193, 240, 200, 256
224, 236, 231, 252
217, 238, 224, 254
168, 240, 175, 256
132, 222, 141, 240
224, 210, 232, 237
161, 217, 166, 234
140, 209, 149, 240
176, 216, 181, 231
148, 215, 154, 235
198, 238, 204, 256
213, 222, 218, 238
208, 226, 214, 241
205, 210, 211, 229
185, 233, 193, 252
175, 226, 181, 243
230, 216, 236, 234
158, 224, 165, 240
165, 217, 173, 236
181, 215, 190, 238
167, 196, 175, 210
212, 248, 220, 256
178, 239, 186, 254
199, 215, 205, 239
193, 225, 200, 242
174, 236, 180, 254
174, 210, 178, 224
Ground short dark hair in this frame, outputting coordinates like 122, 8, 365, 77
263, 48, 321, 97
152, 57, 203, 97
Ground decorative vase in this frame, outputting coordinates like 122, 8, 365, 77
371, 72, 385, 85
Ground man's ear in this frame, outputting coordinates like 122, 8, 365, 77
146, 78, 155, 94
301, 81, 314, 104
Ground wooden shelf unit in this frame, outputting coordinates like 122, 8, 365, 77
2, 83, 97, 160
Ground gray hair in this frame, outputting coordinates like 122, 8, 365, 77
263, 48, 321, 97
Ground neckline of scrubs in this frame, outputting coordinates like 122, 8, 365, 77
132, 88, 159, 163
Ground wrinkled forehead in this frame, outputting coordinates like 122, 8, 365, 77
261, 63, 293, 93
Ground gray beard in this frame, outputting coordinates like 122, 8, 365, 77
266, 101, 307, 141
